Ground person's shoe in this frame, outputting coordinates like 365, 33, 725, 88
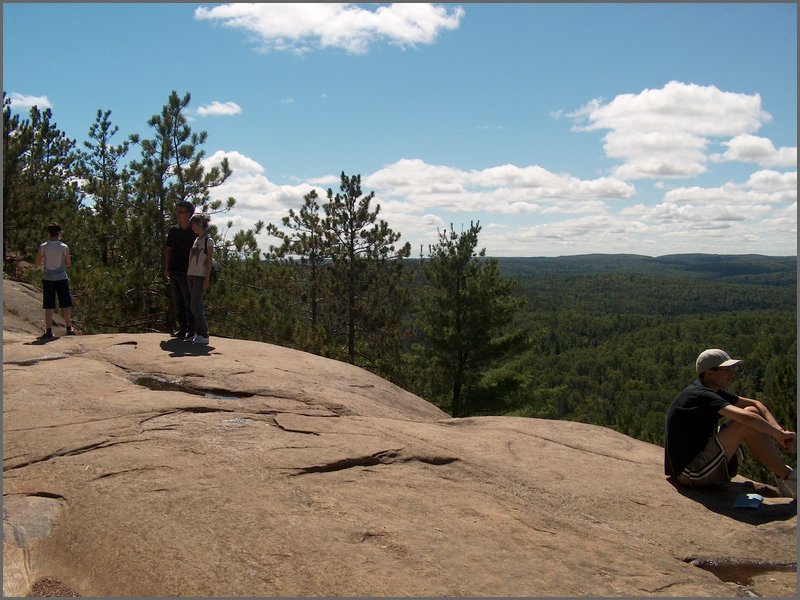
184, 331, 197, 340
775, 467, 797, 499
38, 331, 55, 340
192, 335, 209, 344
66, 328, 76, 336
171, 329, 187, 338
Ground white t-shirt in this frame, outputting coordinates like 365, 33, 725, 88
187, 235, 214, 277
40, 240, 69, 281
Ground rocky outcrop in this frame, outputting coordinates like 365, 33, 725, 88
3, 278, 796, 597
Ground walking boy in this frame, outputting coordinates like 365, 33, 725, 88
35, 222, 75, 339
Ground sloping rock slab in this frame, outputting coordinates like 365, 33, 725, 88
2, 303, 796, 596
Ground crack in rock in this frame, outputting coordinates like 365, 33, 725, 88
93, 466, 172, 480
3, 353, 69, 366
683, 556, 797, 586
3, 438, 152, 472
138, 407, 235, 426
129, 372, 254, 400
292, 449, 459, 475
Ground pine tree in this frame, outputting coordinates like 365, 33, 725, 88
267, 189, 331, 338
127, 91, 235, 331
323, 172, 411, 365
419, 222, 527, 417
75, 109, 131, 267
3, 94, 79, 264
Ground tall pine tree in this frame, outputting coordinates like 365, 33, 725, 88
127, 91, 234, 331
418, 222, 527, 417
323, 172, 411, 365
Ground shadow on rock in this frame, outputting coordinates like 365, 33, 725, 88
159, 338, 215, 357
667, 477, 797, 524
24, 336, 61, 346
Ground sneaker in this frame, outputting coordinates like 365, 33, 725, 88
171, 330, 187, 338
184, 331, 197, 340
775, 467, 797, 499
38, 331, 55, 340
192, 335, 209, 344
66, 328, 76, 336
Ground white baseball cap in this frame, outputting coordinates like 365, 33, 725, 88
696, 348, 743, 374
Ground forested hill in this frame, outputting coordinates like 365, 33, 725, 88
497, 253, 796, 284
486, 252, 795, 483
494, 254, 795, 316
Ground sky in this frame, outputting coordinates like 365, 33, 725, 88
3, 2, 797, 257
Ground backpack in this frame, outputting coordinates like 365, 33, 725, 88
203, 235, 218, 284
210, 259, 219, 284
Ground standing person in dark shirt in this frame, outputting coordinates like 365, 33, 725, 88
664, 348, 796, 498
164, 201, 197, 338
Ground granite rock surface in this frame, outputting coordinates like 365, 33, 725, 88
3, 278, 796, 597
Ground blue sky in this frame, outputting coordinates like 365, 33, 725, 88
3, 2, 797, 257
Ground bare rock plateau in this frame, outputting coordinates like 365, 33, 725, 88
3, 278, 796, 596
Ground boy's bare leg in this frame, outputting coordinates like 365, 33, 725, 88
63, 307, 72, 329
718, 418, 792, 479
44, 308, 54, 330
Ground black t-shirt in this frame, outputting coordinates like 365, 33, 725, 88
166, 225, 197, 273
664, 379, 739, 477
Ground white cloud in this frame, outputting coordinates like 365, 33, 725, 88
197, 101, 242, 117
195, 3, 464, 54
365, 159, 635, 216
663, 170, 797, 206
200, 111, 795, 258
745, 169, 797, 192
569, 81, 774, 180
712, 134, 796, 168
8, 92, 52, 110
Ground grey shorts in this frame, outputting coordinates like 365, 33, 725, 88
677, 432, 742, 487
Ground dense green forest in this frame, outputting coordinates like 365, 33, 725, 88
4, 91, 796, 484
493, 254, 797, 482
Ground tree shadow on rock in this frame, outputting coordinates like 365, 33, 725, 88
667, 477, 796, 524
159, 338, 215, 357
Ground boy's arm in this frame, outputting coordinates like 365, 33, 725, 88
164, 246, 172, 280
736, 396, 784, 430
34, 245, 44, 267
719, 403, 796, 451
64, 247, 71, 269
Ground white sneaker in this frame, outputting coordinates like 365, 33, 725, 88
775, 467, 797, 499
192, 335, 209, 344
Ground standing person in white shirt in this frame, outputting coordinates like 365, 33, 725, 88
187, 214, 214, 344
34, 222, 75, 339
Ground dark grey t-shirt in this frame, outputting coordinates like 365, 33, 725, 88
664, 379, 739, 477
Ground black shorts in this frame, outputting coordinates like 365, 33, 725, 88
42, 279, 73, 309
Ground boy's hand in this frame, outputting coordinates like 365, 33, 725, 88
778, 430, 797, 453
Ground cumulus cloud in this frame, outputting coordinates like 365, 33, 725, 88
365, 159, 635, 215
197, 101, 242, 117
711, 134, 796, 168
201, 146, 795, 258
7, 92, 52, 110
195, 3, 464, 54
569, 81, 774, 180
